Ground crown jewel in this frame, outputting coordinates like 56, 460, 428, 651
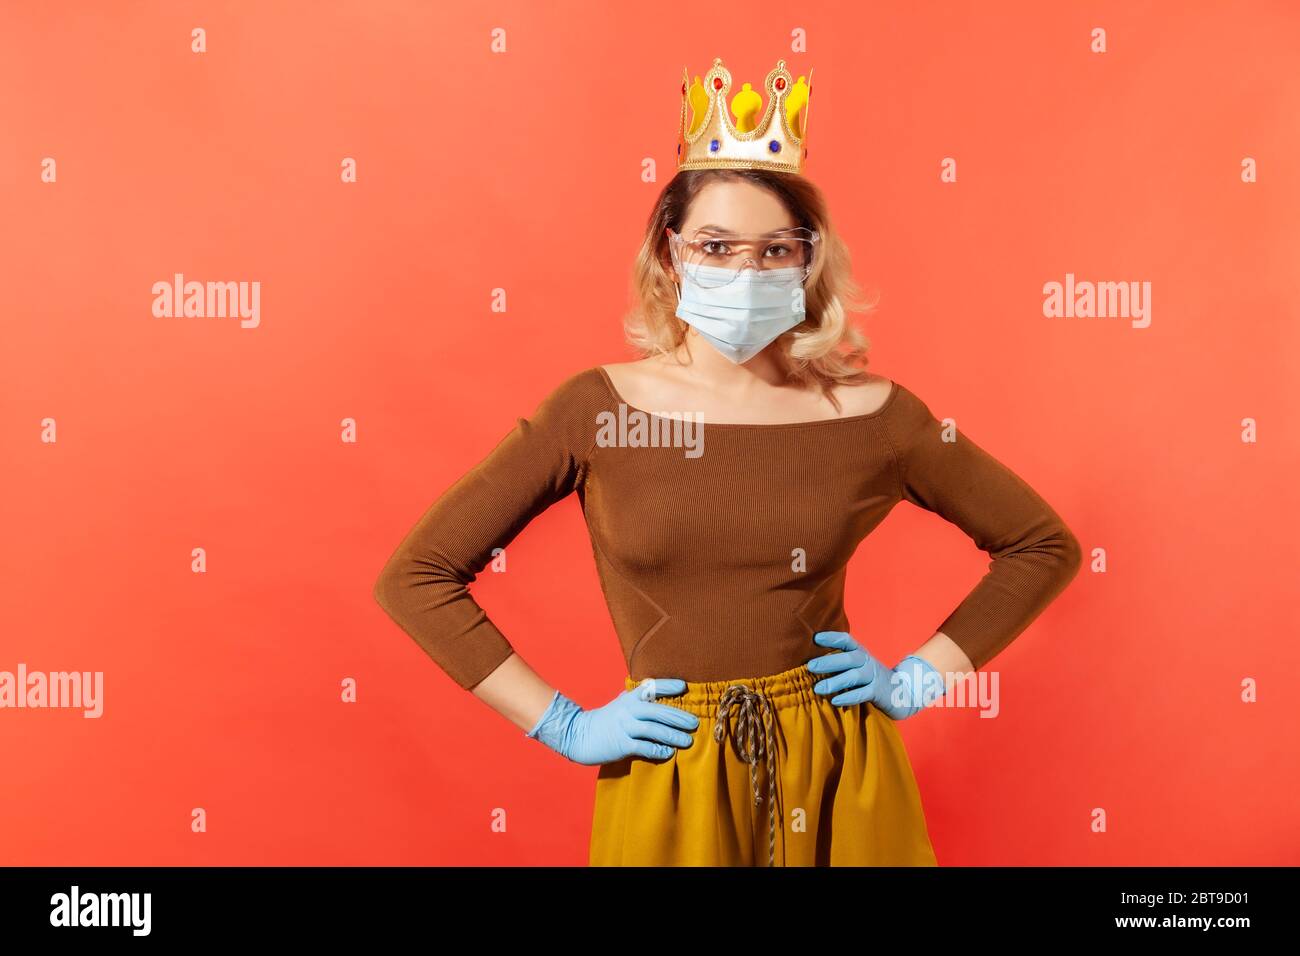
676, 56, 813, 175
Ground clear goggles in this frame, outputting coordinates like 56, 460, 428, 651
666, 227, 820, 290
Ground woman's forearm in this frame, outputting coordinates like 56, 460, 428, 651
912, 631, 974, 692
470, 652, 560, 734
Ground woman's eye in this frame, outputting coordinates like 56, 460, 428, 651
765, 244, 791, 257
702, 241, 729, 255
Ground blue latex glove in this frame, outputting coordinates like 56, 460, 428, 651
524, 678, 701, 765
807, 631, 945, 720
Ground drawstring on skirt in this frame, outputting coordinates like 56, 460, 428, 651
712, 683, 778, 867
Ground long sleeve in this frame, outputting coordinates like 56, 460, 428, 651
372, 370, 605, 691
880, 384, 1083, 671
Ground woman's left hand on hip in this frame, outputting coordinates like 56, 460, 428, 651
806, 630, 941, 720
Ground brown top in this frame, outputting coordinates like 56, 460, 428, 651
372, 366, 1083, 690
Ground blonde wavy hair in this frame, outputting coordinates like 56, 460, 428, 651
622, 168, 879, 409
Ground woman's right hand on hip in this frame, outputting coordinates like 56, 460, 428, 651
524, 680, 700, 765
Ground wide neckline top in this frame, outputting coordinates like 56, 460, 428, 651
373, 361, 1084, 691
593, 365, 901, 431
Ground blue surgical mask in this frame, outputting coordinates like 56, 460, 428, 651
674, 263, 808, 364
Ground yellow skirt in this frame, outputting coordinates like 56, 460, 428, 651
589, 660, 939, 866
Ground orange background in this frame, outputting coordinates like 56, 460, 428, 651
2, 0, 1298, 865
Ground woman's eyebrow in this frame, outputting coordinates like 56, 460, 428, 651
693, 224, 801, 236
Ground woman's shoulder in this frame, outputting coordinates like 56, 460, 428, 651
521, 364, 612, 400
862, 377, 959, 450
828, 371, 899, 418
524, 365, 621, 438
827, 374, 946, 448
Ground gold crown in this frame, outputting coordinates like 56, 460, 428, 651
677, 56, 813, 174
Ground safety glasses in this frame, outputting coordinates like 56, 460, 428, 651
666, 226, 821, 289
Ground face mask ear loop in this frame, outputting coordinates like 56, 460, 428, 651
666, 243, 683, 304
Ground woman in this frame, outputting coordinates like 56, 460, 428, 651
372, 57, 1083, 866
